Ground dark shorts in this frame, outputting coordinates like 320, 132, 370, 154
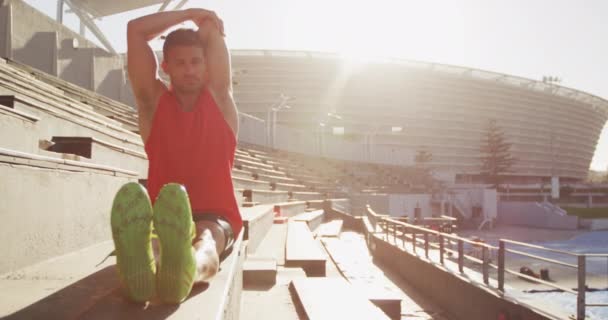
192, 213, 235, 260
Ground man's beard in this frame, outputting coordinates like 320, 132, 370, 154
174, 81, 204, 94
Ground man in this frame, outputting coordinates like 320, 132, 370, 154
110, 8, 241, 304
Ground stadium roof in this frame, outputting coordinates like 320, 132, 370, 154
68, 0, 167, 17
58, 0, 190, 54
231, 49, 608, 116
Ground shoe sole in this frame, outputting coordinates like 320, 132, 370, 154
153, 183, 196, 304
110, 182, 156, 302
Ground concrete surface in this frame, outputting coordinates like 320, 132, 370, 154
1, 233, 245, 320
0, 161, 135, 274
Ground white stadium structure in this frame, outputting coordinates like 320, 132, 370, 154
229, 50, 608, 184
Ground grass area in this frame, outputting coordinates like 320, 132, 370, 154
562, 206, 608, 218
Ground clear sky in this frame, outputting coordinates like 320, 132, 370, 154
24, 0, 608, 171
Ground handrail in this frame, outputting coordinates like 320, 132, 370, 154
364, 204, 607, 320
505, 248, 578, 269
500, 238, 579, 257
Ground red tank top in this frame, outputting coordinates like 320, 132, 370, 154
145, 89, 242, 236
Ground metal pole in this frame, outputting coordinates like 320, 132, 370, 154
56, 0, 64, 23
577, 255, 586, 320
272, 109, 277, 149
483, 247, 489, 285
393, 222, 397, 245
424, 232, 429, 258
412, 230, 416, 253
458, 240, 464, 273
384, 220, 388, 242
401, 225, 405, 248
498, 241, 505, 292
439, 235, 444, 265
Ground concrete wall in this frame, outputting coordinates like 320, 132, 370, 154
369, 235, 557, 320
93, 53, 125, 102
351, 193, 389, 216
4, 0, 128, 95
274, 124, 317, 155
0, 163, 136, 274
371, 144, 414, 166
388, 194, 432, 219
498, 201, 579, 229
238, 112, 266, 145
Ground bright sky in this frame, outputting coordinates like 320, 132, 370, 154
24, 0, 608, 171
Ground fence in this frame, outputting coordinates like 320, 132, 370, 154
365, 205, 608, 320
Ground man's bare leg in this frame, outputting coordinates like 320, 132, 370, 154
192, 221, 225, 282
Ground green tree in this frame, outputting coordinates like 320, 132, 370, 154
414, 146, 434, 188
480, 119, 516, 188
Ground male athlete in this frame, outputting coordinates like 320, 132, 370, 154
110, 8, 241, 304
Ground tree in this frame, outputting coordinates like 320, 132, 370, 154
480, 119, 516, 188
414, 146, 434, 189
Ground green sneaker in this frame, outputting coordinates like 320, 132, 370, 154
153, 183, 197, 304
110, 182, 156, 303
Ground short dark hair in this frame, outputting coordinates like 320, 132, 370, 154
162, 28, 204, 61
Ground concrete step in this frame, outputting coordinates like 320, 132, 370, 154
289, 277, 389, 320
238, 164, 287, 177
290, 191, 324, 201
293, 209, 325, 232
243, 189, 290, 204
0, 147, 137, 275
285, 221, 327, 277
4, 59, 137, 128
1, 232, 246, 320
241, 205, 274, 254
43, 136, 148, 177
321, 237, 402, 320
233, 176, 272, 191
254, 172, 297, 184
234, 157, 275, 171
232, 168, 253, 179
316, 220, 344, 238
272, 181, 308, 192
243, 257, 277, 288
0, 103, 41, 153
273, 201, 308, 218
0, 94, 143, 156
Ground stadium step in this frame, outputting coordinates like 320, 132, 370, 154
316, 220, 344, 238
44, 136, 147, 177
0, 103, 41, 153
273, 201, 308, 218
293, 209, 325, 232
254, 172, 297, 184
243, 257, 277, 288
1, 232, 245, 320
0, 94, 144, 155
3, 59, 138, 127
272, 181, 309, 192
238, 164, 287, 177
0, 147, 137, 275
231, 168, 253, 179
321, 237, 402, 319
241, 205, 274, 254
290, 191, 324, 201
285, 221, 327, 277
243, 189, 290, 204
232, 176, 272, 190
289, 277, 390, 320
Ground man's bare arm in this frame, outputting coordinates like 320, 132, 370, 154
196, 18, 239, 138
127, 10, 195, 107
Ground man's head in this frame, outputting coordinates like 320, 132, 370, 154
161, 28, 207, 94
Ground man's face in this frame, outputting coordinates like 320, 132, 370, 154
162, 45, 207, 94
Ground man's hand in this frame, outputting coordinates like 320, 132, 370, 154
187, 8, 225, 36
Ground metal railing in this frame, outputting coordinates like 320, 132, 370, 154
365, 205, 608, 320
